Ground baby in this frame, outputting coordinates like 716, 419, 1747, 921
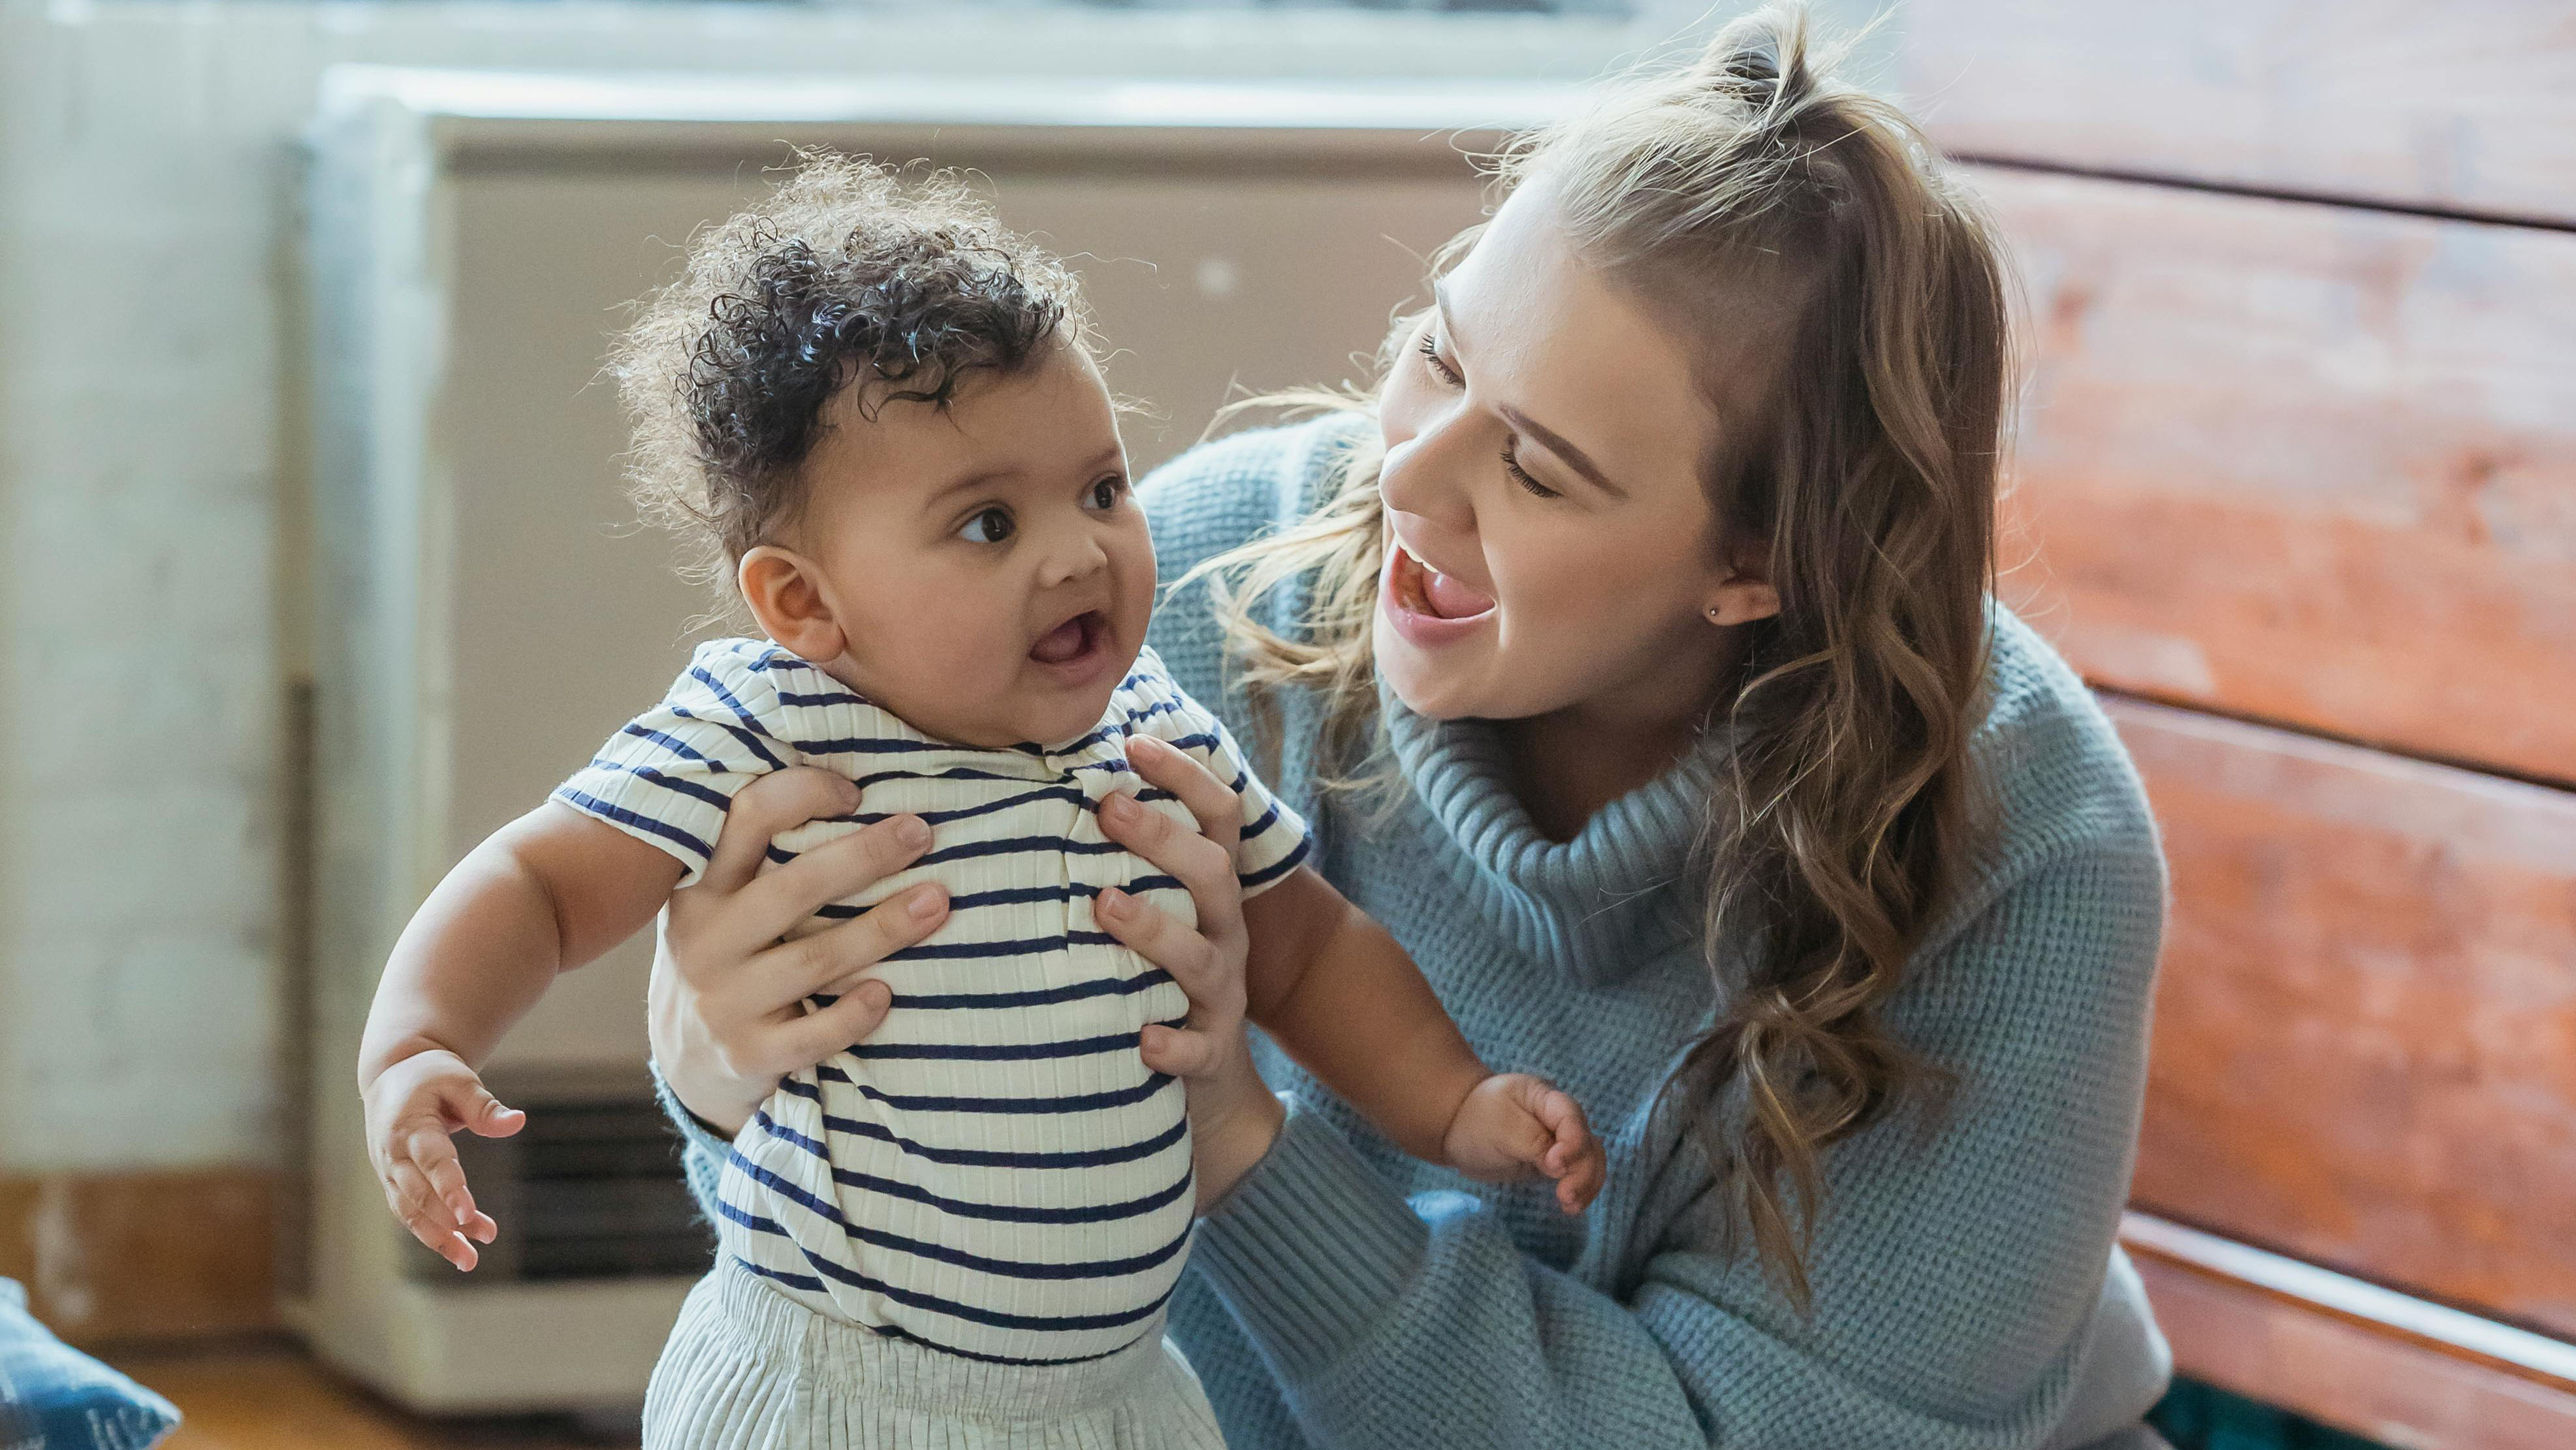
355, 157, 1604, 1448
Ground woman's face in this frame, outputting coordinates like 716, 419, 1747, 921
1373, 179, 1777, 728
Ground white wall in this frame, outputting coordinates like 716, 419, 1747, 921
0, 0, 1902, 1174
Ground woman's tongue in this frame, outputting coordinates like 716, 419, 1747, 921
1418, 560, 1495, 620
1030, 613, 1092, 664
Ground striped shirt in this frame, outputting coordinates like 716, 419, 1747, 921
554, 637, 1310, 1364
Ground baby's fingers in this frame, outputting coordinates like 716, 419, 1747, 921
402, 1121, 484, 1239
1551, 1140, 1607, 1215
386, 1159, 479, 1270
1531, 1088, 1606, 1215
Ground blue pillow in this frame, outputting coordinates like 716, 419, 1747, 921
0, 1278, 180, 1449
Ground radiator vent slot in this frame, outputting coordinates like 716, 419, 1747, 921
418, 1069, 712, 1284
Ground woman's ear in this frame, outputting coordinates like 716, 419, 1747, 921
738, 545, 848, 663
1702, 550, 1781, 628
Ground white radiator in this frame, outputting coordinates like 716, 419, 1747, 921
296, 63, 1565, 1413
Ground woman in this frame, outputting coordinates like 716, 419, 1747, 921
644, 9, 2173, 1447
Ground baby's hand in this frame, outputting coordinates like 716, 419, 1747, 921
1441, 1072, 1606, 1216
360, 1048, 526, 1270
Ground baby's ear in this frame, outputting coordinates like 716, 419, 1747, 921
738, 546, 845, 662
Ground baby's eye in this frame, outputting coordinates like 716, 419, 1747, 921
959, 506, 1015, 545
1083, 475, 1126, 513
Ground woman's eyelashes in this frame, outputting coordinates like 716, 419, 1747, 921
1502, 445, 1559, 500
1417, 330, 1559, 501
1416, 330, 1463, 388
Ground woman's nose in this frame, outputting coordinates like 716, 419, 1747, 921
1380, 411, 1480, 538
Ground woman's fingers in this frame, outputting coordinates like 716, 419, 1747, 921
1095, 887, 1224, 1002
770, 980, 897, 1076
696, 767, 859, 896
1098, 793, 1244, 950
1138, 1022, 1220, 1079
1090, 751, 1257, 1099
757, 884, 948, 1004
1124, 735, 1242, 854
716, 818, 937, 963
1096, 788, 1232, 880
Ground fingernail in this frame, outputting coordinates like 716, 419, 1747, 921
1098, 887, 1127, 920
908, 886, 944, 920
896, 816, 930, 850
1102, 793, 1135, 822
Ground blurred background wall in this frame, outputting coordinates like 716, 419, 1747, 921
0, 0, 1899, 1304
0, 0, 1753, 1184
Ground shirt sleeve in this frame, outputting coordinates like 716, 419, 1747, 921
550, 641, 797, 888
1185, 839, 2169, 1450
1126, 649, 1312, 900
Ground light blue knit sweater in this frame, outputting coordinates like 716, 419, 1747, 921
660, 416, 2173, 1449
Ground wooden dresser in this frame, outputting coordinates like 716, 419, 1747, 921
1900, 5, 2576, 1447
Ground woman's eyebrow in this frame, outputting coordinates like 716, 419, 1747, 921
1435, 284, 1629, 502
1500, 406, 1629, 501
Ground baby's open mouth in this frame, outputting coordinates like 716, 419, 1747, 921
1029, 609, 1107, 666
1393, 543, 1497, 621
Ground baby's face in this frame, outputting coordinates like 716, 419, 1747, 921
763, 342, 1155, 749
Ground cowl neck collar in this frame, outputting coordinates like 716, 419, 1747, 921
1377, 680, 1726, 989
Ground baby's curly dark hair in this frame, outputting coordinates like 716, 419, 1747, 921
611, 152, 1093, 611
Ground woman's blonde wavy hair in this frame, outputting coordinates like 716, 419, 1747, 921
1189, 4, 2009, 1306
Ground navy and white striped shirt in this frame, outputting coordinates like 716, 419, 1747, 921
555, 637, 1310, 1364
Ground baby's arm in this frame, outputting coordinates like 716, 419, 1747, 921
1240, 867, 1605, 1214
357, 803, 682, 1269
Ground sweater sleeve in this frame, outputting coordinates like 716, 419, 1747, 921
654, 1060, 732, 1228
1185, 839, 2168, 1450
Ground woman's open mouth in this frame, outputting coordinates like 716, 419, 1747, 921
1382, 541, 1497, 649
1028, 608, 1113, 681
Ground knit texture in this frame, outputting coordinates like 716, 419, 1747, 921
665, 415, 2172, 1449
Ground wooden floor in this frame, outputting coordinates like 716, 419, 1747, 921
100, 1340, 639, 1449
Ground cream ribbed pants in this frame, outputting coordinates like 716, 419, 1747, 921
643, 1261, 1228, 1449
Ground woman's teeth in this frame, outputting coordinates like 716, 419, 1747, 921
1407, 549, 1495, 620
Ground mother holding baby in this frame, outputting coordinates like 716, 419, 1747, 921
646, 9, 2173, 1448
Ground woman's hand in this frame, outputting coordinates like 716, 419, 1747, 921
650, 767, 951, 1135
1096, 735, 1285, 1212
